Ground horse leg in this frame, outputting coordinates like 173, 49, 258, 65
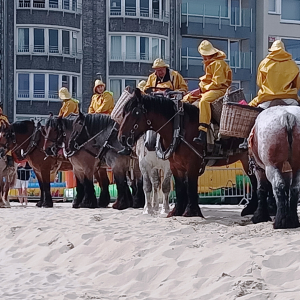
73, 177, 84, 208
40, 170, 53, 208
265, 166, 290, 229
151, 168, 160, 212
96, 168, 110, 208
79, 177, 97, 209
161, 169, 172, 214
183, 170, 203, 218
167, 168, 188, 217
0, 179, 5, 208
142, 171, 154, 215
3, 179, 11, 208
287, 170, 300, 228
36, 175, 44, 207
251, 168, 272, 224
112, 171, 132, 210
131, 166, 145, 209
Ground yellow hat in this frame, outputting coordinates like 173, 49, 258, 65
152, 58, 169, 69
93, 79, 106, 93
198, 40, 218, 56
269, 40, 285, 52
59, 87, 71, 100
137, 80, 146, 91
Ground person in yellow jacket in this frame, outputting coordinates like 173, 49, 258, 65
0, 103, 14, 167
88, 79, 114, 114
58, 87, 79, 117
137, 80, 147, 93
144, 58, 188, 94
182, 40, 232, 145
249, 40, 300, 107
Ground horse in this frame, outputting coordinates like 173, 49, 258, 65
118, 89, 258, 218
249, 106, 300, 229
0, 120, 109, 208
43, 113, 145, 210
0, 157, 17, 208
136, 130, 172, 214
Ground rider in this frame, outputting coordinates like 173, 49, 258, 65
137, 80, 147, 93
58, 87, 79, 117
0, 103, 14, 167
182, 40, 232, 146
248, 40, 300, 108
88, 79, 114, 114
144, 58, 188, 94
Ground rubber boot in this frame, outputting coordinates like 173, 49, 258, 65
193, 130, 207, 145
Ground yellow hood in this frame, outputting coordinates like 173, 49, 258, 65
203, 50, 227, 67
267, 49, 292, 62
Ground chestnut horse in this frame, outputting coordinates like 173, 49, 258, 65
0, 120, 110, 208
119, 90, 258, 218
249, 106, 300, 229
43, 114, 145, 210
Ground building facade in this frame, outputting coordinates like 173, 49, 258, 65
177, 0, 257, 101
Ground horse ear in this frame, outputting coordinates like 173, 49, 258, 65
48, 111, 54, 118
135, 88, 142, 101
79, 110, 84, 120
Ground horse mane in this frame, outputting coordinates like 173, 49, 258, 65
45, 115, 76, 131
12, 120, 33, 134
83, 114, 115, 134
123, 93, 199, 123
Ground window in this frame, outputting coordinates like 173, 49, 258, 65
72, 76, 77, 98
34, 29, 44, 53
125, 80, 136, 91
34, 74, 45, 98
62, 75, 70, 89
231, 0, 241, 26
72, 0, 77, 11
111, 36, 122, 59
269, 0, 276, 12
49, 75, 59, 98
161, 40, 166, 59
72, 32, 78, 56
33, 0, 45, 8
152, 0, 159, 18
62, 31, 70, 54
281, 0, 300, 21
126, 36, 136, 59
152, 38, 159, 60
110, 79, 122, 101
19, 0, 31, 7
125, 0, 136, 16
230, 40, 240, 67
18, 28, 29, 52
63, 0, 70, 10
49, 0, 58, 8
110, 0, 121, 15
140, 37, 149, 60
140, 0, 149, 16
281, 38, 300, 61
49, 29, 59, 53
182, 0, 228, 18
18, 74, 30, 98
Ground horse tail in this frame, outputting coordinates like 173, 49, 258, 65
280, 111, 296, 155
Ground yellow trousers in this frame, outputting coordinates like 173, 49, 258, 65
199, 90, 226, 131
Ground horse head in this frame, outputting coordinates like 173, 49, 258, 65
68, 111, 88, 152
119, 89, 153, 148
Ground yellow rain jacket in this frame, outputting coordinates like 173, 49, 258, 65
144, 69, 188, 93
0, 114, 9, 126
58, 98, 79, 117
88, 91, 114, 115
249, 49, 300, 107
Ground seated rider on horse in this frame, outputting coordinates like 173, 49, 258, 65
88, 79, 114, 115
249, 40, 300, 109
0, 103, 14, 167
182, 40, 232, 146
144, 58, 188, 95
58, 87, 79, 117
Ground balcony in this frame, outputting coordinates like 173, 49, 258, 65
110, 4, 169, 23
17, 0, 82, 15
110, 52, 169, 65
181, 3, 253, 38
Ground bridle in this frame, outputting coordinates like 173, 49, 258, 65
43, 121, 66, 157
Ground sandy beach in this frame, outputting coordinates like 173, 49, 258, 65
0, 203, 300, 300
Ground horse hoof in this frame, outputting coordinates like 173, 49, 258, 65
241, 204, 257, 216
182, 207, 204, 218
167, 206, 183, 217
42, 203, 54, 208
112, 200, 130, 210
251, 213, 272, 224
79, 203, 96, 209
273, 215, 300, 229
36, 201, 42, 207
72, 204, 80, 209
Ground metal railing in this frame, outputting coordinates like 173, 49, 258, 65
110, 52, 169, 64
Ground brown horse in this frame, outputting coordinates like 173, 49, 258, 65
118, 90, 258, 218
249, 106, 300, 229
43, 114, 145, 210
0, 120, 110, 208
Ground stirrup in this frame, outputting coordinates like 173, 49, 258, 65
239, 138, 248, 150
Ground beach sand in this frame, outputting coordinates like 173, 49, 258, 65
0, 203, 299, 300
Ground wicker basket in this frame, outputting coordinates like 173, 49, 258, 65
211, 87, 245, 124
219, 102, 262, 138
111, 88, 132, 124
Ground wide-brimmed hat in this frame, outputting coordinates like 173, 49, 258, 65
269, 40, 285, 52
137, 80, 146, 91
93, 79, 105, 93
198, 40, 218, 56
152, 58, 169, 69
59, 87, 71, 100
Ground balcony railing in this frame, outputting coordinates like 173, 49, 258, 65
48, 91, 59, 99
109, 5, 169, 22
16, 44, 82, 60
18, 90, 30, 98
33, 90, 45, 98
17, 0, 82, 14
110, 52, 169, 64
